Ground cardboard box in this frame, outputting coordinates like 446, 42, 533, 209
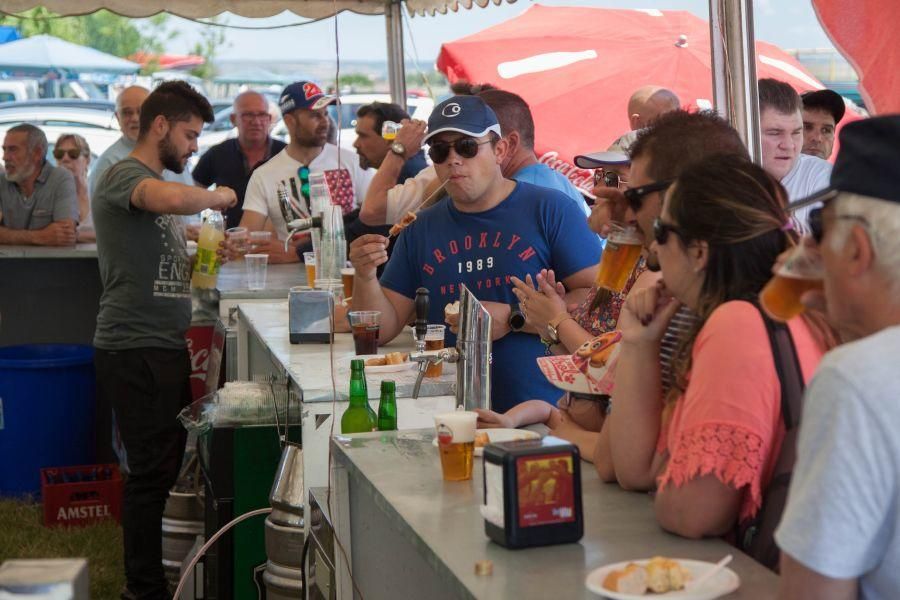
0, 558, 89, 599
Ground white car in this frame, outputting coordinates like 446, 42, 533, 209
198, 94, 435, 156
0, 100, 121, 167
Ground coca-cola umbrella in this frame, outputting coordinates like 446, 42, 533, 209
436, 5, 828, 192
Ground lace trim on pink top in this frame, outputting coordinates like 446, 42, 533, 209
657, 422, 766, 523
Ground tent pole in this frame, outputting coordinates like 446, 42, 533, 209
385, 0, 408, 107
708, 0, 762, 163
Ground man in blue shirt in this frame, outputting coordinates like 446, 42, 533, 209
349, 96, 601, 412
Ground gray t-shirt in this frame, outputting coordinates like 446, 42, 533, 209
775, 325, 900, 600
0, 162, 78, 229
93, 158, 192, 351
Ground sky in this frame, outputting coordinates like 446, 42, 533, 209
161, 0, 835, 64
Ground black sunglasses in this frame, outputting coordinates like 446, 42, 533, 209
623, 179, 674, 213
427, 138, 492, 164
297, 166, 310, 201
653, 217, 686, 245
53, 148, 82, 160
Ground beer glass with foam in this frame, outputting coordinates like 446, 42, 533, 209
424, 324, 446, 378
348, 311, 381, 355
434, 411, 477, 481
760, 242, 824, 322
596, 225, 643, 292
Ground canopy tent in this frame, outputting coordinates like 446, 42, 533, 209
812, 0, 900, 114
437, 5, 827, 191
0, 34, 139, 74
129, 51, 205, 71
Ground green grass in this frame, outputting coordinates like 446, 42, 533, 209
0, 498, 124, 598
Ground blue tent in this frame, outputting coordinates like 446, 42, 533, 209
0, 34, 138, 75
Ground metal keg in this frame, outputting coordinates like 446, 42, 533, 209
162, 490, 204, 587
265, 515, 305, 568
263, 560, 303, 600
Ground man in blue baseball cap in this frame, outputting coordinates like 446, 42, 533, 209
239, 80, 373, 262
348, 95, 602, 412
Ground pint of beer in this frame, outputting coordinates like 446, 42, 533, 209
760, 243, 824, 322
341, 266, 355, 299
424, 324, 446, 378
434, 411, 477, 481
596, 226, 643, 292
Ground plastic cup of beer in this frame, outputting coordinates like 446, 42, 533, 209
381, 120, 401, 140
424, 324, 446, 379
226, 227, 249, 256
596, 225, 643, 292
304, 252, 317, 288
348, 311, 381, 355
434, 411, 478, 481
245, 253, 268, 290
760, 243, 824, 322
341, 266, 355, 300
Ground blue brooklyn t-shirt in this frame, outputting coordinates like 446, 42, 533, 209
380, 181, 602, 412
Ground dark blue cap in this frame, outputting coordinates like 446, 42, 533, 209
278, 80, 335, 115
424, 95, 502, 142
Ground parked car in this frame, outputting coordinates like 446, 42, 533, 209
0, 100, 121, 167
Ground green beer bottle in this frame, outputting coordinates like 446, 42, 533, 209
377, 380, 397, 431
341, 359, 376, 434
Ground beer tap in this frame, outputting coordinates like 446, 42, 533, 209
277, 182, 321, 253
411, 287, 458, 399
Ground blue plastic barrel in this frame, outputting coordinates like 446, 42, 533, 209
0, 344, 95, 496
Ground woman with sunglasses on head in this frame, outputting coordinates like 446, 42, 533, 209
54, 133, 94, 242
608, 154, 830, 540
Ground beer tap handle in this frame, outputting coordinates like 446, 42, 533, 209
414, 287, 429, 350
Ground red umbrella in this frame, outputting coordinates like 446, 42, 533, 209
437, 5, 829, 192
812, 0, 900, 114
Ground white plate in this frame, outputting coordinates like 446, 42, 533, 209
357, 355, 417, 373
432, 428, 541, 456
585, 559, 740, 600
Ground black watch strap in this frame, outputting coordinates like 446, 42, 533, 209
508, 302, 526, 332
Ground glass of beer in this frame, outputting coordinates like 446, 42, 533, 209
424, 324, 446, 378
434, 411, 477, 481
760, 243, 824, 322
225, 227, 249, 256
596, 225, 643, 292
348, 311, 381, 355
341, 266, 355, 299
304, 252, 317, 288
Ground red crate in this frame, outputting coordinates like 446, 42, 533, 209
40, 464, 122, 527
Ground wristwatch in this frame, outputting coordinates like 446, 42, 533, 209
390, 141, 406, 158
545, 313, 574, 345
508, 302, 526, 332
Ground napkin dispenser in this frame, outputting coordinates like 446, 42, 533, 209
289, 286, 333, 344
481, 436, 583, 549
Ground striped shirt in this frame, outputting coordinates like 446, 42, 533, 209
659, 305, 700, 395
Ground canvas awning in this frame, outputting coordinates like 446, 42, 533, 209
0, 34, 139, 74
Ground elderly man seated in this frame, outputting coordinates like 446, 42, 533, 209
0, 124, 77, 246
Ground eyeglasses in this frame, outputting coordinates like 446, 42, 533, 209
239, 112, 271, 122
53, 148, 82, 160
808, 206, 871, 245
593, 169, 628, 190
653, 217, 686, 245
297, 166, 310, 202
623, 179, 674, 213
427, 138, 492, 164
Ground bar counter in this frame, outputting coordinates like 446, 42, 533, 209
327, 429, 780, 600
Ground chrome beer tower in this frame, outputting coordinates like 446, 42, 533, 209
410, 285, 492, 411
277, 182, 321, 253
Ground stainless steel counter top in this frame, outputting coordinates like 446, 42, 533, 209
215, 259, 308, 299
238, 301, 456, 402
330, 429, 780, 600
0, 243, 98, 258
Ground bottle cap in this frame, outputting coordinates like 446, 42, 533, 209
381, 380, 396, 393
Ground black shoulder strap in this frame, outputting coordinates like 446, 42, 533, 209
756, 306, 805, 429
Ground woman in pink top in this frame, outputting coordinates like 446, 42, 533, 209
609, 155, 827, 540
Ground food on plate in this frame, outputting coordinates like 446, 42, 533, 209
575, 331, 622, 368
602, 557, 689, 595
365, 352, 408, 367
474, 431, 490, 448
646, 556, 690, 593
389, 212, 417, 237
602, 563, 649, 595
